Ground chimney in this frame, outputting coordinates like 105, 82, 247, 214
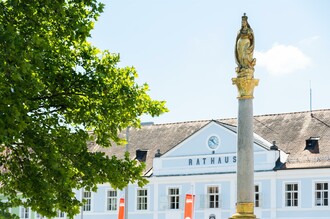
155, 149, 162, 157
270, 141, 278, 150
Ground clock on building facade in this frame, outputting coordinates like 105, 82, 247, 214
207, 135, 220, 150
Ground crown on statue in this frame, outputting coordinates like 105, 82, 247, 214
242, 13, 248, 21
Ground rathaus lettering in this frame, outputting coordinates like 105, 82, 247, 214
188, 156, 236, 166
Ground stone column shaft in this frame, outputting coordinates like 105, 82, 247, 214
229, 94, 257, 219
237, 99, 254, 203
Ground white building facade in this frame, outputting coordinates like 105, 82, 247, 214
8, 110, 330, 219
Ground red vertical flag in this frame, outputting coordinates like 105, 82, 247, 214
184, 194, 195, 219
118, 198, 125, 219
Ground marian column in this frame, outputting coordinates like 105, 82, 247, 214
229, 13, 258, 219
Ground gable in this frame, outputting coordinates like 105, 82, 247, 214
153, 121, 280, 176
162, 121, 240, 157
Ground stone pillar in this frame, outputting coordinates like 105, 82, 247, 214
237, 98, 254, 204
229, 13, 258, 219
229, 90, 258, 219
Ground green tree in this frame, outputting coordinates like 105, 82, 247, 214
0, 0, 167, 218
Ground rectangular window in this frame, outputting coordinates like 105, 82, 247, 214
137, 188, 148, 210
83, 191, 92, 211
36, 211, 62, 218
207, 186, 219, 208
107, 190, 118, 211
168, 188, 180, 209
255, 185, 260, 207
36, 213, 45, 218
57, 211, 65, 218
285, 183, 298, 207
20, 207, 29, 219
315, 182, 328, 206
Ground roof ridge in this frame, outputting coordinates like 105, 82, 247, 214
215, 120, 237, 127
148, 109, 330, 125
150, 119, 211, 126
254, 108, 330, 118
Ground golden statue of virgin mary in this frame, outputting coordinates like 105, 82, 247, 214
235, 13, 256, 78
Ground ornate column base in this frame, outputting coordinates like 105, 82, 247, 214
229, 202, 257, 219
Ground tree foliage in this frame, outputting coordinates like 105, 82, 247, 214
0, 0, 167, 218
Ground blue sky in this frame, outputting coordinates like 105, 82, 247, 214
90, 0, 330, 124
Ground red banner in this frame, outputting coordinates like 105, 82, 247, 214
118, 198, 125, 219
184, 194, 195, 219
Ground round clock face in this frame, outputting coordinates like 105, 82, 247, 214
207, 135, 220, 150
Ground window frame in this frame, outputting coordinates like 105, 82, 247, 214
56, 210, 65, 218
136, 188, 149, 211
283, 182, 300, 207
254, 184, 261, 208
35, 213, 43, 218
83, 190, 92, 212
314, 181, 329, 207
106, 189, 118, 211
167, 187, 180, 210
19, 207, 30, 219
206, 185, 220, 209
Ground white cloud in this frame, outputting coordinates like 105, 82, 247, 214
255, 44, 311, 75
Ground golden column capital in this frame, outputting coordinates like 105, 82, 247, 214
232, 76, 259, 99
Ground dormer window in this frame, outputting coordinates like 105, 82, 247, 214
136, 149, 148, 162
305, 137, 320, 153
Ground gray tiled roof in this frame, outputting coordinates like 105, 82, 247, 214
221, 109, 330, 169
89, 120, 210, 175
89, 109, 330, 175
